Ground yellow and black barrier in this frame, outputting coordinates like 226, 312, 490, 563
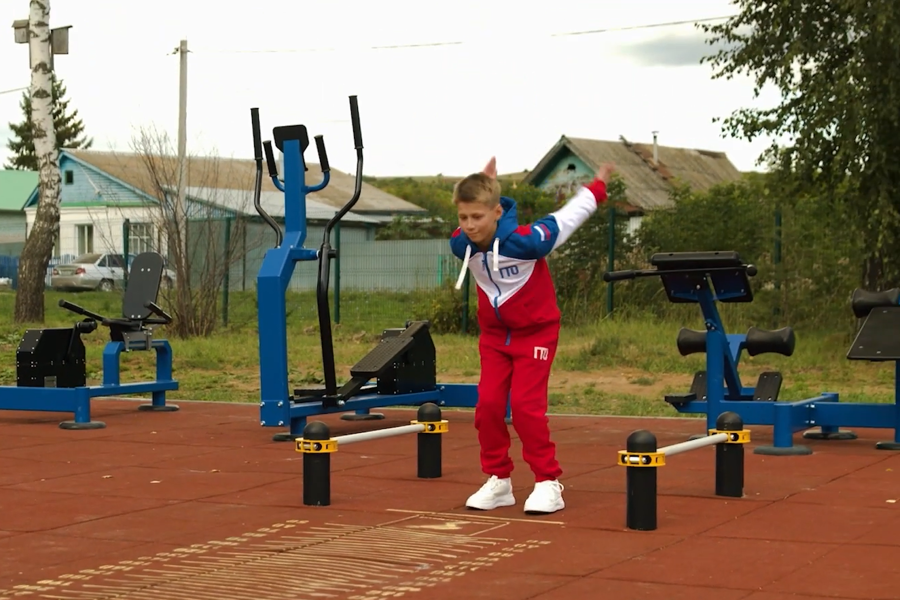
617, 411, 750, 531
295, 402, 447, 506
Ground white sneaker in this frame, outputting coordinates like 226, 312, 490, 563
465, 475, 515, 510
523, 480, 565, 514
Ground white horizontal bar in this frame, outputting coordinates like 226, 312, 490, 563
334, 423, 425, 446
658, 433, 728, 457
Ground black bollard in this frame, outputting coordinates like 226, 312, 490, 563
623, 429, 660, 531
299, 421, 333, 506
715, 411, 746, 498
415, 402, 446, 479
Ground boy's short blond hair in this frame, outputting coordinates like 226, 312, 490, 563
453, 173, 501, 207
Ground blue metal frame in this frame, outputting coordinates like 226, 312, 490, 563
0, 339, 178, 426
254, 105, 479, 438
667, 273, 900, 453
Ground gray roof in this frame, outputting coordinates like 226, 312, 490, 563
65, 149, 425, 216
180, 186, 382, 224
523, 135, 743, 212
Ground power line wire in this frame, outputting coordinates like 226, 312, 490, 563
195, 14, 735, 54
552, 15, 733, 37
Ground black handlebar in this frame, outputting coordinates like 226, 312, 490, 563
603, 270, 639, 282
314, 135, 330, 173
316, 94, 366, 396
321, 96, 365, 245
602, 264, 758, 283
263, 141, 279, 178
251, 108, 263, 160
58, 298, 105, 322
349, 95, 363, 150
250, 107, 283, 247
144, 300, 173, 323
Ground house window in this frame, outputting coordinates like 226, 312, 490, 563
64, 170, 73, 184
128, 222, 154, 254
76, 224, 93, 255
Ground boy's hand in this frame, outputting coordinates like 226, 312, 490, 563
596, 162, 616, 183
482, 156, 497, 179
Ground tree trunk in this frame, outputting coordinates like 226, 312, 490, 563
14, 0, 60, 324
863, 253, 885, 292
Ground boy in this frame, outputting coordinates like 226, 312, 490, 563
449, 157, 614, 514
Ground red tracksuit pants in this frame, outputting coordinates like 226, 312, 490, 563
474, 324, 562, 482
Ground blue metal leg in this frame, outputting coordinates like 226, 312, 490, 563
285, 415, 308, 441
101, 342, 124, 386
876, 363, 900, 450
754, 401, 813, 456
803, 392, 856, 441
138, 340, 179, 412
59, 388, 105, 430
340, 400, 386, 422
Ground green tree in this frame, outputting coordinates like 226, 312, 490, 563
700, 1, 900, 290
5, 76, 93, 171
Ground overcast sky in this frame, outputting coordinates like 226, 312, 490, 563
0, 0, 783, 177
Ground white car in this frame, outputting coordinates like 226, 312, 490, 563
51, 253, 175, 292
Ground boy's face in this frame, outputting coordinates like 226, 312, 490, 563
457, 201, 502, 246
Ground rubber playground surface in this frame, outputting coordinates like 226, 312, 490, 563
1, 399, 898, 599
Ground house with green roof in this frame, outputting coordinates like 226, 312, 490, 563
0, 169, 35, 255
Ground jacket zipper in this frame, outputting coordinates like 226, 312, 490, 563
480, 247, 512, 346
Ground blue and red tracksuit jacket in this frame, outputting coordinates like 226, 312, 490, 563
449, 179, 608, 344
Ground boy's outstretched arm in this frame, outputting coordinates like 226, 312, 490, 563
510, 163, 616, 259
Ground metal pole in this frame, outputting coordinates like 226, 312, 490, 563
122, 219, 130, 285
334, 220, 341, 324
658, 433, 728, 457
335, 423, 425, 446
222, 217, 231, 327
175, 39, 188, 282
607, 205, 615, 315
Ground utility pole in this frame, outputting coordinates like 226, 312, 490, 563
174, 39, 188, 279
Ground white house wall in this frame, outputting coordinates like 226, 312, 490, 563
24, 205, 167, 259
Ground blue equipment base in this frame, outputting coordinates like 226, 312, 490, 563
671, 390, 900, 455
0, 339, 179, 430
268, 382, 479, 441
610, 251, 900, 456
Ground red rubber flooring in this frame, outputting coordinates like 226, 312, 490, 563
1, 398, 899, 599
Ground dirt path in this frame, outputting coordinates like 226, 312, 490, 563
437, 367, 692, 400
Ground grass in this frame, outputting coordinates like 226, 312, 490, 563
0, 289, 894, 419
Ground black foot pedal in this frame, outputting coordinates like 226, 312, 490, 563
341, 413, 385, 421
351, 336, 415, 377
664, 392, 696, 407
753, 371, 783, 401
664, 371, 707, 408
689, 370, 707, 400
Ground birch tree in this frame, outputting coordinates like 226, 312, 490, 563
14, 0, 60, 324
700, 0, 900, 290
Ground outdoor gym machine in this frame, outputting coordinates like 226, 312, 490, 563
249, 95, 477, 441
0, 251, 179, 429
603, 250, 900, 455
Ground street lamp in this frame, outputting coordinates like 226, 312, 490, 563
12, 19, 72, 69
